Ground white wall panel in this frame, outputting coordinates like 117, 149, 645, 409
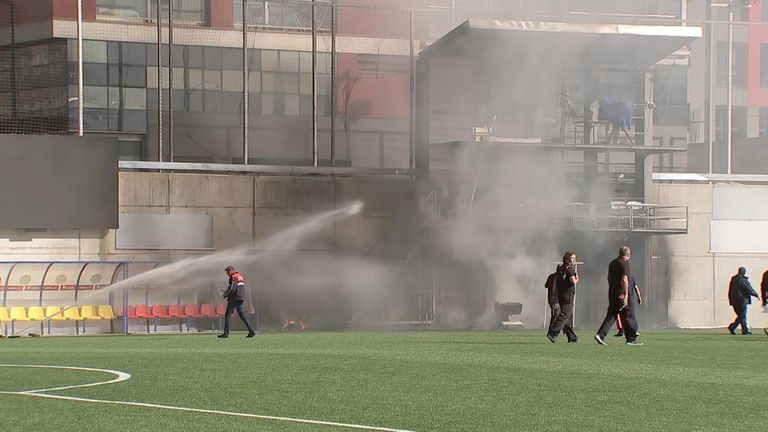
710, 220, 768, 253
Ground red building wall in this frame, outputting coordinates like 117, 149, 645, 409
210, 0, 234, 29
748, 4, 768, 106
52, 0, 96, 21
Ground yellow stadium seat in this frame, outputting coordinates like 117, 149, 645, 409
45, 306, 67, 321
28, 306, 46, 321
97, 305, 116, 320
62, 306, 83, 321
0, 307, 10, 336
9, 306, 29, 321
0, 307, 10, 323
80, 305, 101, 320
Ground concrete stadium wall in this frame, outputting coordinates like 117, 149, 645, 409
650, 182, 768, 329
0, 172, 415, 261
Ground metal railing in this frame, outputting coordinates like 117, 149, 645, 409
553, 202, 688, 233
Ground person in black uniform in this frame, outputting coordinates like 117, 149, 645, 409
760, 269, 768, 307
546, 251, 579, 343
614, 274, 642, 337
545, 269, 559, 328
727, 267, 759, 335
219, 266, 257, 339
595, 246, 642, 346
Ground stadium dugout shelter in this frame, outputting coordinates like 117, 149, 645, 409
413, 19, 700, 328
0, 261, 227, 336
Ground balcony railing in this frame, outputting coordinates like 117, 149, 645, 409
554, 202, 688, 234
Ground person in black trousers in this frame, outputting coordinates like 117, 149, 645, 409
614, 274, 642, 337
760, 269, 768, 307
546, 251, 579, 343
727, 267, 759, 335
595, 246, 642, 346
545, 269, 559, 328
219, 266, 257, 339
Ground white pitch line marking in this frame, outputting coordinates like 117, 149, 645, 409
0, 364, 415, 432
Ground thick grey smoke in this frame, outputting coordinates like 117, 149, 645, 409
427, 11, 620, 329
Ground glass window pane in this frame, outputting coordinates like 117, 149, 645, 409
83, 41, 107, 63
189, 69, 203, 89
223, 71, 243, 92
299, 52, 312, 73
262, 72, 278, 92
122, 65, 147, 87
96, 0, 148, 19
262, 50, 279, 71
282, 73, 298, 93
204, 91, 221, 112
318, 74, 330, 95
108, 64, 120, 86
108, 86, 120, 109
107, 109, 119, 131
83, 86, 108, 109
188, 90, 203, 112
83, 63, 108, 85
221, 91, 242, 114
171, 45, 184, 67
262, 93, 275, 115
280, 51, 299, 72
284, 94, 299, 116
123, 88, 146, 110
147, 66, 158, 88
300, 94, 312, 116
67, 39, 78, 62
248, 71, 261, 92
84, 108, 109, 130
204, 70, 222, 90
300, 73, 311, 95
122, 42, 146, 65
122, 110, 147, 132
204, 47, 223, 69
188, 46, 203, 68
222, 48, 242, 69
171, 67, 185, 89
248, 49, 261, 71
107, 41, 120, 63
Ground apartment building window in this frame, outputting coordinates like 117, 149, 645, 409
760, 107, 768, 137
716, 41, 748, 88
716, 105, 747, 142
763, 2, 768, 22
762, 44, 768, 88
67, 39, 148, 133
235, 0, 331, 30
98, 0, 207, 22
150, 0, 207, 23
653, 65, 688, 126
96, 0, 148, 19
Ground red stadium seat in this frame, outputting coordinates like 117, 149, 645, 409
183, 304, 201, 318
167, 304, 187, 333
199, 303, 217, 318
151, 304, 171, 319
215, 303, 226, 317
135, 304, 152, 319
116, 304, 138, 319
168, 304, 186, 318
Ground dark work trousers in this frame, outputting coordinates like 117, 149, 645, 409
548, 303, 560, 328
597, 298, 638, 342
729, 304, 749, 334
223, 300, 255, 335
616, 295, 639, 331
548, 287, 578, 341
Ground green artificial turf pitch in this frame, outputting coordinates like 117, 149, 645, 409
0, 330, 764, 431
